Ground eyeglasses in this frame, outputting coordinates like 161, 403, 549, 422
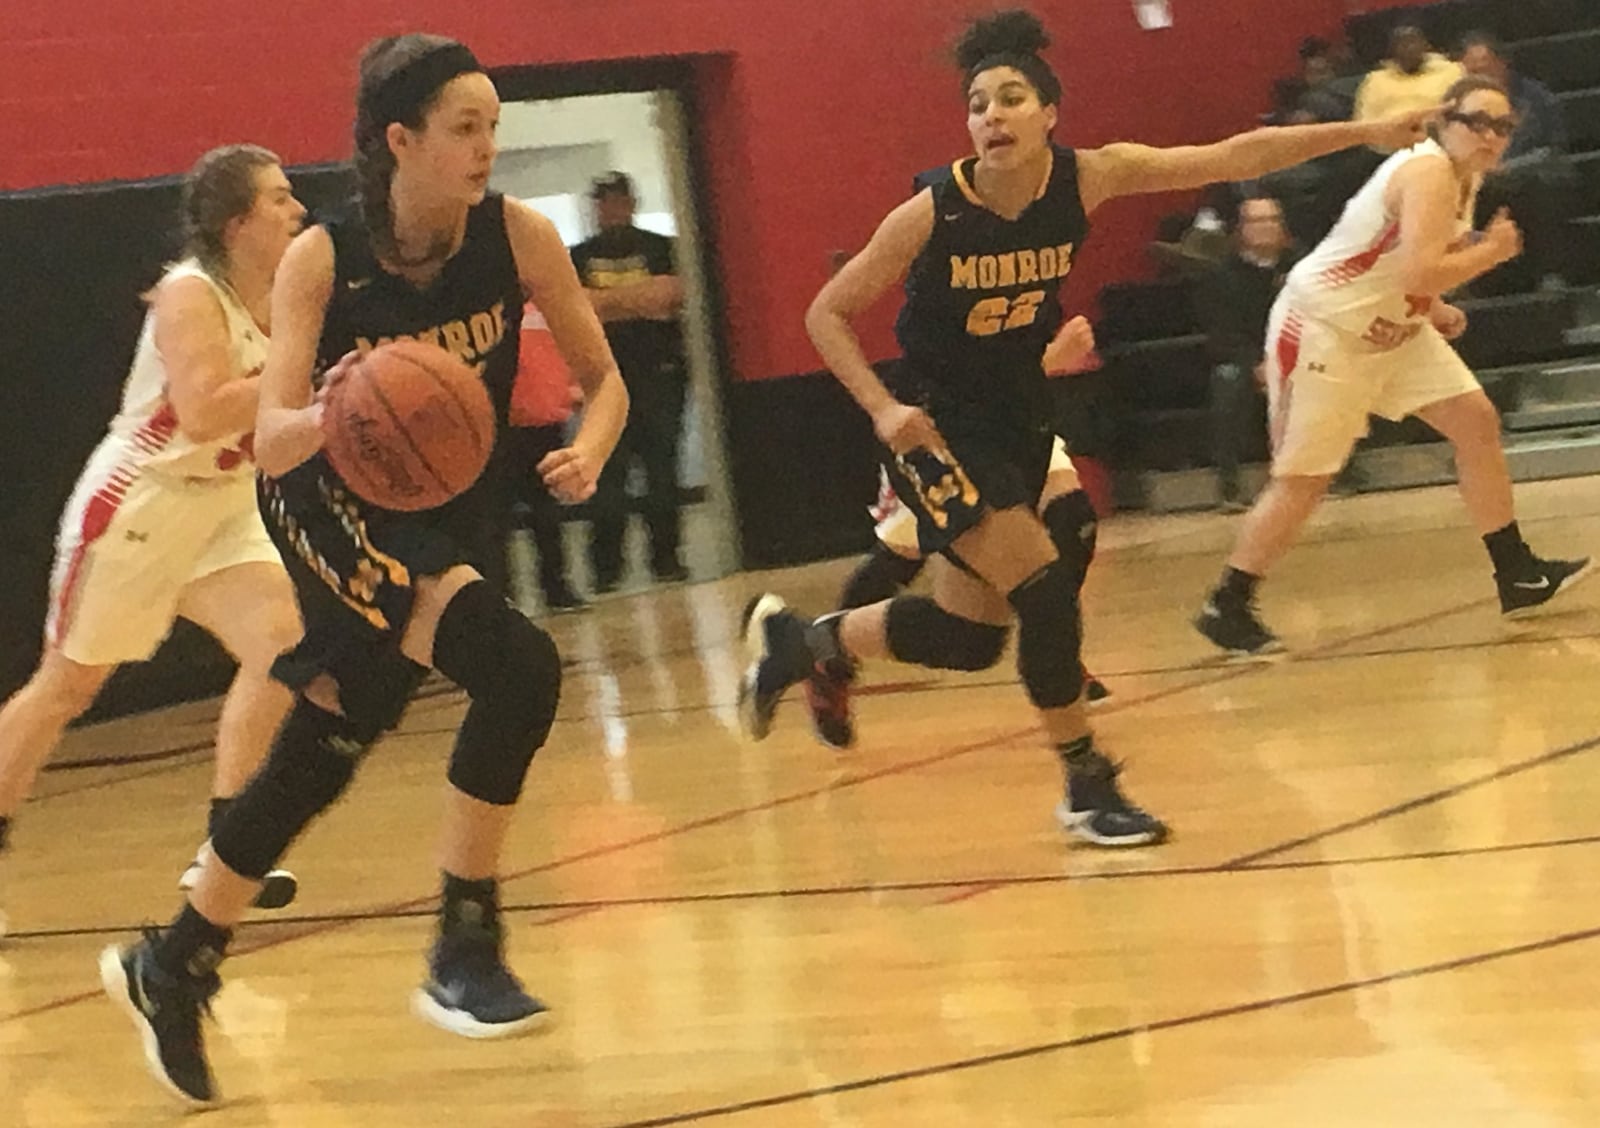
1444, 110, 1519, 138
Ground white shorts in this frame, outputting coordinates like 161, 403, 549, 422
47, 469, 282, 666
1265, 301, 1481, 478
873, 435, 1075, 555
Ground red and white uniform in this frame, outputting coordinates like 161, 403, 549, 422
47, 260, 282, 665
1265, 139, 1483, 477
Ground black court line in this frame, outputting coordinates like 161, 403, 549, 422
0, 590, 1513, 1029
601, 922, 1600, 1127
13, 826, 1600, 946
1225, 730, 1600, 867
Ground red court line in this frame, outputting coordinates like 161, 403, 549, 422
0, 590, 1487, 1027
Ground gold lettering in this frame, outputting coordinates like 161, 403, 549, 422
977, 256, 999, 289
1016, 250, 1039, 285
469, 312, 497, 355
950, 256, 979, 289
1039, 248, 1058, 279
996, 253, 1017, 288
440, 320, 472, 362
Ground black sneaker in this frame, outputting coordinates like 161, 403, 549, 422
99, 930, 221, 1105
1498, 556, 1593, 618
413, 923, 549, 1039
803, 613, 856, 750
179, 851, 298, 911
1084, 672, 1111, 705
1194, 593, 1283, 656
1055, 751, 1169, 847
737, 594, 813, 741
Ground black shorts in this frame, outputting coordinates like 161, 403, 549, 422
882, 426, 1053, 557
258, 456, 495, 729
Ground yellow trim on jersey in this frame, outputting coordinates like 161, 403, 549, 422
952, 160, 983, 206
951, 149, 1055, 212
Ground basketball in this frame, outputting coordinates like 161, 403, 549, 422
321, 340, 496, 512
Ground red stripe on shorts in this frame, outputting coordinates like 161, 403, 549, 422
48, 405, 178, 647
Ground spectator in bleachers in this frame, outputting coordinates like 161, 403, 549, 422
1293, 37, 1361, 124
1194, 196, 1299, 510
1355, 26, 1463, 151
1460, 30, 1575, 291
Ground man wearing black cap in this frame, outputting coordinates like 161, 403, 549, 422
569, 171, 689, 590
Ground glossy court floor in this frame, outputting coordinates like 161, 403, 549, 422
5, 477, 1600, 1126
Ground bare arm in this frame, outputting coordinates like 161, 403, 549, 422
587, 276, 684, 322
154, 276, 261, 443
805, 190, 936, 420
255, 227, 334, 477
1076, 110, 1434, 214
1391, 157, 1521, 296
507, 199, 629, 499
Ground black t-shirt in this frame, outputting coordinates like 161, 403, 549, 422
1195, 249, 1299, 368
894, 145, 1091, 443
569, 225, 683, 374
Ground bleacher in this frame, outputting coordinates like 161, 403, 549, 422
1098, 0, 1600, 511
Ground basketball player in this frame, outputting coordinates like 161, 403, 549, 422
1195, 75, 1589, 656
101, 36, 627, 1104
827, 315, 1108, 751
738, 9, 1436, 846
0, 145, 306, 939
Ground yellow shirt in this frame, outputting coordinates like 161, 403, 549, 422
1354, 55, 1464, 149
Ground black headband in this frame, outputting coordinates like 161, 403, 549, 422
968, 51, 1062, 107
370, 43, 484, 127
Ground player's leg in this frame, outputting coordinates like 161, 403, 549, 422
1036, 441, 1108, 702
176, 555, 303, 910
398, 565, 562, 1037
1196, 314, 1365, 655
1411, 383, 1590, 616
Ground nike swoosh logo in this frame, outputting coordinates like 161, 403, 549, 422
1513, 577, 1550, 590
347, 277, 372, 290
944, 213, 962, 221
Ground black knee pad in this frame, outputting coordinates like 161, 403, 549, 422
211, 700, 370, 879
885, 595, 1009, 672
839, 544, 926, 609
431, 581, 562, 806
1042, 489, 1098, 592
1007, 561, 1084, 709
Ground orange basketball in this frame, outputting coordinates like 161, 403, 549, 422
322, 340, 496, 512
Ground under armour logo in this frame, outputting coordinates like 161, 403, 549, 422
124, 530, 150, 543
1307, 362, 1327, 373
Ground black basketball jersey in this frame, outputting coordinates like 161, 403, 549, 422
895, 146, 1090, 439
320, 191, 524, 423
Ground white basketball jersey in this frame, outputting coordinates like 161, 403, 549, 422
84, 259, 267, 484
1282, 139, 1479, 350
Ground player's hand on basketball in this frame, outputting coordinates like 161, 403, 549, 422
313, 350, 362, 411
872, 401, 944, 456
538, 444, 603, 503
1431, 302, 1469, 340
1483, 208, 1523, 266
1043, 316, 1096, 377
1369, 105, 1437, 151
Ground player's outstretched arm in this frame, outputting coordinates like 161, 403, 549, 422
1076, 108, 1437, 214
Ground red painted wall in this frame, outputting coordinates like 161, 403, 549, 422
3, 0, 1393, 380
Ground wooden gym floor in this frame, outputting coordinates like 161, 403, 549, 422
5, 476, 1600, 1126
